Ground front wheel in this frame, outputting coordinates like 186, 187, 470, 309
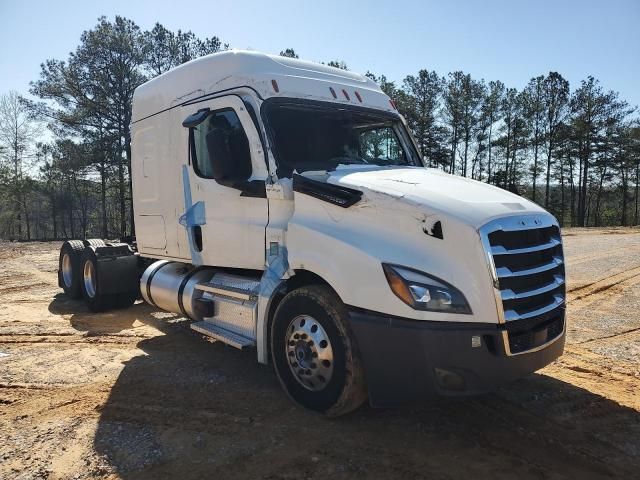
271, 285, 367, 416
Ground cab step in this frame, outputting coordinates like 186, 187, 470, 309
196, 272, 260, 301
193, 272, 261, 346
190, 321, 255, 349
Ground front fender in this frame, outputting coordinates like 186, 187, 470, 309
286, 192, 500, 324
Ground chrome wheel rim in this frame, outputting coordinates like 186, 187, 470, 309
62, 253, 73, 288
285, 315, 334, 391
83, 260, 97, 298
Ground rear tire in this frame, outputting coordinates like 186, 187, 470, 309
80, 247, 137, 312
271, 285, 367, 416
58, 240, 85, 299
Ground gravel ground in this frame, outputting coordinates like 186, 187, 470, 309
0, 229, 639, 479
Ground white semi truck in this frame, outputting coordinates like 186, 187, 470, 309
57, 51, 566, 416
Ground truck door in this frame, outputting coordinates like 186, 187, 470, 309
179, 95, 269, 270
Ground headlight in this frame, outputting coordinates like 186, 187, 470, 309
382, 264, 472, 314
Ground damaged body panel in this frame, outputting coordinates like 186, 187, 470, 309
286, 166, 502, 323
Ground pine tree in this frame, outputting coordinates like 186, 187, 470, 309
279, 48, 299, 58
523, 76, 545, 202
401, 71, 447, 167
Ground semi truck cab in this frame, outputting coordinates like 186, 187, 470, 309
58, 50, 566, 416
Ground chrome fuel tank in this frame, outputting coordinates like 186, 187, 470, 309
140, 260, 215, 320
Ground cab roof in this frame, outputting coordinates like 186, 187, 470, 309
132, 50, 395, 123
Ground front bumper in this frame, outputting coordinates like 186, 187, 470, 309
348, 308, 565, 407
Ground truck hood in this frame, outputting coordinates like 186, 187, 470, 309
314, 165, 548, 229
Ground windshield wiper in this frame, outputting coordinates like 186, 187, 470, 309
329, 156, 369, 166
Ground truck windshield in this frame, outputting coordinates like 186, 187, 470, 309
264, 101, 421, 175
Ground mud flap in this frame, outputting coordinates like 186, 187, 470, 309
94, 244, 139, 296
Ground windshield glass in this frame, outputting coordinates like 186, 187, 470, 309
264, 101, 421, 175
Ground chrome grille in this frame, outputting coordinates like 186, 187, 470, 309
480, 215, 566, 355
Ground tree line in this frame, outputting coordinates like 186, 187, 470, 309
0, 16, 638, 241
379, 71, 640, 228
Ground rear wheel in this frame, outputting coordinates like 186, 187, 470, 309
58, 240, 85, 299
271, 285, 367, 416
80, 247, 137, 312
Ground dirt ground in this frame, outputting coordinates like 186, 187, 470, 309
0, 229, 639, 480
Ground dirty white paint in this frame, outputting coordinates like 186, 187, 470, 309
129, 50, 559, 364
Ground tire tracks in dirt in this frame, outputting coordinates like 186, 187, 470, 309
0, 382, 75, 390
564, 263, 640, 373
576, 326, 640, 344
566, 264, 640, 305
0, 333, 152, 345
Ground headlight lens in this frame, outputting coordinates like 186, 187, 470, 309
382, 264, 472, 314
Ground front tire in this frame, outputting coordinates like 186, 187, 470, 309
271, 285, 367, 416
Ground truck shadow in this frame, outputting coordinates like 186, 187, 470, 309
64, 303, 640, 479
50, 293, 181, 334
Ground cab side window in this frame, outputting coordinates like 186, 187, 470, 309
191, 109, 252, 182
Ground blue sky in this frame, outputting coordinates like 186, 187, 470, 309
1, 0, 639, 107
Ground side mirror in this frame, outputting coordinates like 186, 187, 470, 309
182, 108, 210, 128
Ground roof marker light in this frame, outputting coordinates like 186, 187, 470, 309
329, 87, 337, 99
271, 79, 279, 93
354, 91, 363, 103
342, 89, 350, 101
